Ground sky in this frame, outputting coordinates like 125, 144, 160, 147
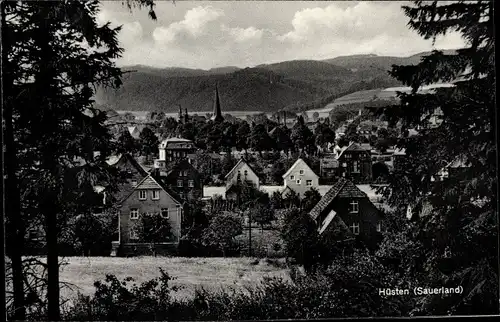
98, 1, 466, 70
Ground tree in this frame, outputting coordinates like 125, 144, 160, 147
270, 191, 285, 210
270, 126, 293, 154
372, 162, 390, 182
280, 208, 319, 272
314, 122, 336, 152
250, 204, 275, 233
374, 0, 496, 315
301, 188, 322, 213
270, 161, 286, 185
201, 212, 243, 257
139, 127, 160, 162
2, 1, 156, 319
248, 123, 275, 157
221, 153, 236, 177
117, 128, 138, 155
135, 212, 173, 256
236, 122, 251, 154
221, 121, 238, 153
290, 116, 315, 155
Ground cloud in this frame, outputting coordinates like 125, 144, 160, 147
224, 25, 264, 43
98, 1, 466, 70
152, 6, 223, 44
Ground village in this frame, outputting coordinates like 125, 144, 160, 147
69, 84, 466, 258
4, 1, 495, 320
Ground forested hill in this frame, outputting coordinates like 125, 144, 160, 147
95, 50, 456, 113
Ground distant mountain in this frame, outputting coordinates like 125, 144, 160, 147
323, 49, 459, 77
95, 67, 332, 113
256, 60, 354, 89
97, 50, 457, 113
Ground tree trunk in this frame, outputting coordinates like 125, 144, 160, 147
37, 5, 60, 319
2, 3, 26, 319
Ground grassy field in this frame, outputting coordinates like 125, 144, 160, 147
58, 256, 290, 302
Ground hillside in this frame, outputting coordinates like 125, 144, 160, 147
323, 49, 458, 79
96, 50, 457, 113
95, 68, 332, 113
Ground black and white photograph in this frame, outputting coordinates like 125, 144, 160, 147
2, 0, 498, 320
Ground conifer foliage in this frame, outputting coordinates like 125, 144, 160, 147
376, 0, 497, 315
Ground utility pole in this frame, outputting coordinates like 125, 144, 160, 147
248, 209, 252, 257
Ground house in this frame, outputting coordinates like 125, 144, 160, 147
309, 178, 385, 246
320, 153, 339, 183
157, 137, 196, 164
153, 159, 203, 201
106, 153, 150, 203
336, 142, 373, 183
282, 158, 320, 198
113, 174, 183, 256
431, 156, 470, 182
224, 158, 260, 200
127, 126, 142, 139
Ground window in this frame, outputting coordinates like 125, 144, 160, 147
376, 222, 382, 232
244, 170, 248, 177
306, 180, 312, 186
130, 208, 139, 220
161, 208, 169, 219
353, 161, 360, 173
290, 175, 295, 180
184, 170, 188, 176
350, 222, 360, 235
177, 180, 183, 187
188, 180, 194, 187
130, 229, 138, 240
138, 190, 147, 200
350, 200, 359, 213
299, 169, 304, 175
152, 190, 160, 200
296, 179, 301, 185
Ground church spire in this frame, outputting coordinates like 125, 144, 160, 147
210, 83, 224, 122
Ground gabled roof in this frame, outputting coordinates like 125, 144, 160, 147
161, 159, 199, 178
337, 142, 370, 159
121, 174, 182, 205
108, 154, 148, 177
393, 148, 406, 156
309, 178, 367, 220
224, 158, 258, 180
282, 158, 318, 179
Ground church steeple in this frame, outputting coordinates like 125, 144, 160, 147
184, 107, 189, 123
210, 83, 224, 122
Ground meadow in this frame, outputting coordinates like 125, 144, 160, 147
58, 256, 290, 301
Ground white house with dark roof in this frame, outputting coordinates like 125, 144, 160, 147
282, 158, 320, 197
